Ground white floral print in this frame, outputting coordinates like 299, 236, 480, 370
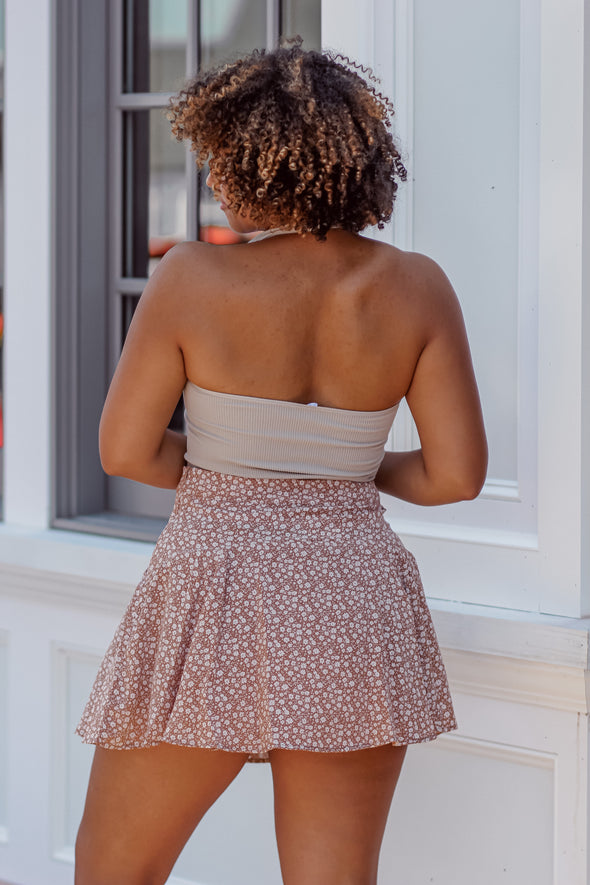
75, 466, 457, 762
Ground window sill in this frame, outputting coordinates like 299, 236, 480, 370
0, 521, 152, 593
0, 523, 588, 670
429, 597, 590, 670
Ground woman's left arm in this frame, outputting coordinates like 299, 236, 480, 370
99, 245, 194, 489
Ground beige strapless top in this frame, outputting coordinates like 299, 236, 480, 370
183, 381, 398, 482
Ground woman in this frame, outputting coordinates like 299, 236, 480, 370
74, 41, 487, 885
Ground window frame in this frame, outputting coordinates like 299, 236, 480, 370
52, 0, 322, 542
52, 0, 110, 530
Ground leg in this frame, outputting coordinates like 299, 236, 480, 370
269, 743, 407, 885
75, 742, 249, 885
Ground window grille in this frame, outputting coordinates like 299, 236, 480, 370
53, 0, 321, 541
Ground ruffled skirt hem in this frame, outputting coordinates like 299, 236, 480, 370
74, 728, 455, 763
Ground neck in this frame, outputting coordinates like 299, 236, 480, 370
249, 228, 298, 243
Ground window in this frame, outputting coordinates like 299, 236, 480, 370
53, 0, 321, 541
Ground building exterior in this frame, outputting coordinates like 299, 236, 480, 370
1, 1, 590, 883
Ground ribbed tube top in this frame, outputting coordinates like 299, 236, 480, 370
183, 381, 399, 481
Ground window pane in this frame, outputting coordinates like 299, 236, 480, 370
122, 108, 187, 278
123, 0, 188, 93
200, 0, 266, 68
281, 0, 321, 49
197, 0, 267, 243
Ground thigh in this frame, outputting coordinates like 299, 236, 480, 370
269, 743, 407, 885
75, 742, 249, 885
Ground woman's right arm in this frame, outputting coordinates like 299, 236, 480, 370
374, 256, 488, 505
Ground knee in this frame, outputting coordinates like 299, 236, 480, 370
75, 862, 163, 885
281, 871, 377, 885
74, 825, 166, 885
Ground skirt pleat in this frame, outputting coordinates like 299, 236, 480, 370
75, 466, 457, 761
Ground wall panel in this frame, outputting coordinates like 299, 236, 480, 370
381, 734, 554, 885
388, 0, 541, 543
51, 646, 99, 860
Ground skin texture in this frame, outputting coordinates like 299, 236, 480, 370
75, 743, 407, 885
98, 217, 487, 501
78, 180, 488, 883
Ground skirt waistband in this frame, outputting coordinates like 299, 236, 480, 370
177, 465, 383, 515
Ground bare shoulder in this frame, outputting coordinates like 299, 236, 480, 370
148, 240, 218, 287
380, 244, 457, 299
137, 240, 228, 314
375, 244, 464, 331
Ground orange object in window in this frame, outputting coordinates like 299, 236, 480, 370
199, 226, 244, 245
148, 229, 245, 258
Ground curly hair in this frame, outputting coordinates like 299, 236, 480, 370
167, 39, 407, 239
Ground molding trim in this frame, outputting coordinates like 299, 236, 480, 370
2, 562, 590, 718
2, 561, 589, 670
436, 731, 556, 769
480, 479, 521, 502
0, 562, 132, 613
431, 605, 590, 670
391, 515, 539, 551
444, 648, 589, 714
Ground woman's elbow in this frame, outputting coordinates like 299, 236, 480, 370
450, 451, 488, 502
99, 449, 128, 477
458, 474, 486, 501
429, 450, 488, 504
99, 436, 135, 478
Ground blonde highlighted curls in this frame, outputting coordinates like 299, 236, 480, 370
168, 38, 407, 239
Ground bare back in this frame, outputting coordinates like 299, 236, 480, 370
175, 231, 426, 412
99, 228, 486, 499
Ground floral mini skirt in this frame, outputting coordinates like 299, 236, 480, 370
75, 466, 457, 762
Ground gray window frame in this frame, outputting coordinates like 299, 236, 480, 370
53, 0, 317, 542
53, 0, 112, 532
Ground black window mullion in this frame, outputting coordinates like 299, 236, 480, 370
267, 0, 281, 49
124, 0, 150, 93
122, 110, 150, 279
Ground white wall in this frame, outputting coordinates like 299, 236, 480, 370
1, 575, 589, 885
